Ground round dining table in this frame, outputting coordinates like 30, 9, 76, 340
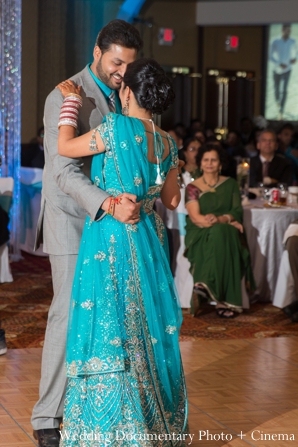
243, 198, 298, 302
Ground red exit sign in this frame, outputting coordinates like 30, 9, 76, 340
158, 28, 175, 46
226, 35, 239, 52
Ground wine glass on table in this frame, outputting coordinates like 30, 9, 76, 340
278, 183, 288, 205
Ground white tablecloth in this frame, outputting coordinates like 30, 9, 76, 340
243, 199, 298, 301
155, 175, 194, 308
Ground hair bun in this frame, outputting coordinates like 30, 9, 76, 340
123, 58, 175, 114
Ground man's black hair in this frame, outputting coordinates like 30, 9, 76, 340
96, 19, 143, 54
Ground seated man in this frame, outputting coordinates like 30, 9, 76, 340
21, 126, 45, 169
249, 129, 293, 187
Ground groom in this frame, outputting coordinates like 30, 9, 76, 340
32, 20, 143, 447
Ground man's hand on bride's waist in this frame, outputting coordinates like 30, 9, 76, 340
102, 193, 142, 224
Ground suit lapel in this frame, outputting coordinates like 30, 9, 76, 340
80, 66, 110, 118
256, 156, 263, 182
251, 156, 263, 185
268, 155, 280, 178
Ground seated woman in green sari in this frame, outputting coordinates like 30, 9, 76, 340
185, 143, 255, 318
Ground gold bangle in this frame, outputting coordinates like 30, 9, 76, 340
65, 92, 82, 100
223, 214, 231, 224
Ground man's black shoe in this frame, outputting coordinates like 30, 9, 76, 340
33, 429, 60, 447
282, 301, 298, 317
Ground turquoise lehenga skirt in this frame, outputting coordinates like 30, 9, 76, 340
60, 211, 188, 446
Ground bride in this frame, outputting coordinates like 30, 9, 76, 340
56, 58, 188, 446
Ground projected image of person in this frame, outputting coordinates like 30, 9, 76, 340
270, 24, 298, 120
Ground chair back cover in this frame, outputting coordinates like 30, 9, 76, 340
20, 167, 43, 185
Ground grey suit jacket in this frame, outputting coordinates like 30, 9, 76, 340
35, 66, 111, 255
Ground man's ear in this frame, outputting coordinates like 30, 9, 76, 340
93, 46, 102, 61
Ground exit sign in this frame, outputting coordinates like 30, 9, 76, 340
226, 35, 239, 52
158, 28, 175, 46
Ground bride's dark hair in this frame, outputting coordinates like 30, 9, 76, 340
123, 58, 175, 114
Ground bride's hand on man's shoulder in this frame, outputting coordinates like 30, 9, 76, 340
56, 79, 81, 97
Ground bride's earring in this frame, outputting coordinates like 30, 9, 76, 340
122, 97, 129, 116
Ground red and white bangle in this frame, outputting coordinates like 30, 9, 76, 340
58, 93, 83, 129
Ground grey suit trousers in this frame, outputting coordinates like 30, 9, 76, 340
31, 254, 77, 430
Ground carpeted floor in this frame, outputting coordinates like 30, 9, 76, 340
180, 302, 298, 341
0, 252, 52, 349
1, 252, 298, 349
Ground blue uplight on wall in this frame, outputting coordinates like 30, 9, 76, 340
117, 0, 146, 23
0, 0, 22, 259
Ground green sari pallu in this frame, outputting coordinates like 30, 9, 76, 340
185, 178, 255, 313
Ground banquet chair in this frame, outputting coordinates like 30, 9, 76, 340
0, 177, 14, 283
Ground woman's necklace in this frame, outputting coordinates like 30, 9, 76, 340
202, 175, 219, 192
137, 116, 153, 121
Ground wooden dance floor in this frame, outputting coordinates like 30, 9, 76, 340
0, 338, 298, 446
